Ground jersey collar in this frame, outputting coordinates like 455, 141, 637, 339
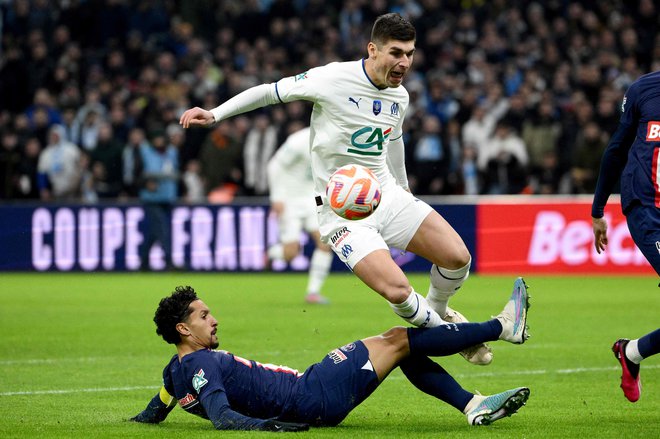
361, 58, 388, 91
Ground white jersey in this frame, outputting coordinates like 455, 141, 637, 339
267, 127, 314, 203
275, 60, 410, 196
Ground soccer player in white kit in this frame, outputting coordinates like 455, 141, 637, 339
180, 13, 491, 365
267, 124, 333, 304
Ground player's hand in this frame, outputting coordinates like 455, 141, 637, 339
262, 419, 310, 432
179, 107, 215, 128
592, 216, 608, 253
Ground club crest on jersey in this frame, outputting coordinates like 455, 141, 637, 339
340, 342, 356, 352
391, 102, 399, 116
373, 100, 382, 115
192, 369, 208, 392
328, 348, 347, 364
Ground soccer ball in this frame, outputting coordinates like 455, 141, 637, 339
326, 164, 381, 220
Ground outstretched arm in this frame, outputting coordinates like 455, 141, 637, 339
180, 84, 280, 128
202, 389, 308, 432
131, 386, 177, 424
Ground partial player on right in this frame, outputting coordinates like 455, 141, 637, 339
591, 70, 660, 402
267, 125, 333, 305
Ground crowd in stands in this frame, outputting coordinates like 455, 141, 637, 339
0, 0, 658, 203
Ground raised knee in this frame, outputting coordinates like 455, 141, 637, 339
444, 249, 471, 271
382, 282, 412, 304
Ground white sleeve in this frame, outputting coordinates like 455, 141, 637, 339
386, 135, 409, 190
275, 67, 328, 103
210, 84, 281, 123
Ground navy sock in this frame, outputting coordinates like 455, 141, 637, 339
638, 328, 660, 359
399, 355, 473, 412
407, 320, 502, 357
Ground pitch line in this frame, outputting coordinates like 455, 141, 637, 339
0, 385, 158, 396
1, 365, 658, 397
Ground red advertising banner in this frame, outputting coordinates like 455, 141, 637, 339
477, 198, 655, 275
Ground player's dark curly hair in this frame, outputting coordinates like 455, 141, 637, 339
154, 286, 199, 345
371, 13, 416, 45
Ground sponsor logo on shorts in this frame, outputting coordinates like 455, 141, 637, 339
330, 226, 350, 246
646, 121, 660, 141
328, 348, 347, 364
340, 342, 356, 352
341, 244, 353, 259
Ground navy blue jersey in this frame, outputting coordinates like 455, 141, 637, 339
593, 71, 660, 217
160, 340, 378, 429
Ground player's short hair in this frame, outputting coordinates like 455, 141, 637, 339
370, 13, 416, 46
154, 286, 199, 344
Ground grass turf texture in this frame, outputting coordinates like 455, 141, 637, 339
0, 273, 657, 438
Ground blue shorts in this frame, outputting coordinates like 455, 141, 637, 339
283, 340, 379, 426
626, 203, 660, 277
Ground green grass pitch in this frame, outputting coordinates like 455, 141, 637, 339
0, 272, 657, 438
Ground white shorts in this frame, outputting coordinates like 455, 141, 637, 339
278, 197, 319, 243
317, 181, 433, 269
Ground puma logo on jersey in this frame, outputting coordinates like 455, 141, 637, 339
348, 97, 361, 108
646, 121, 660, 141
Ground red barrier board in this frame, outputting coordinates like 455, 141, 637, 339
477, 200, 654, 274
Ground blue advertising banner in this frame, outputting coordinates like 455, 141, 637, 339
0, 203, 476, 272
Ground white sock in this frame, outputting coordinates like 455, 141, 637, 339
390, 290, 444, 328
426, 260, 471, 317
307, 249, 333, 295
625, 339, 644, 364
267, 244, 284, 261
463, 393, 485, 414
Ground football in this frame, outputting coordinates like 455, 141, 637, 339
326, 164, 381, 220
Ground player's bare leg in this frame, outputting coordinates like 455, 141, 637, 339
353, 249, 444, 327
407, 210, 493, 365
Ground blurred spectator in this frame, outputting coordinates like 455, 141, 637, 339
138, 131, 179, 270
0, 131, 21, 199
199, 120, 244, 199
79, 150, 98, 204
411, 114, 448, 195
122, 127, 148, 197
570, 121, 608, 194
462, 99, 509, 169
480, 121, 529, 195
15, 137, 42, 199
243, 113, 278, 195
36, 124, 81, 201
521, 100, 562, 190
90, 122, 124, 198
